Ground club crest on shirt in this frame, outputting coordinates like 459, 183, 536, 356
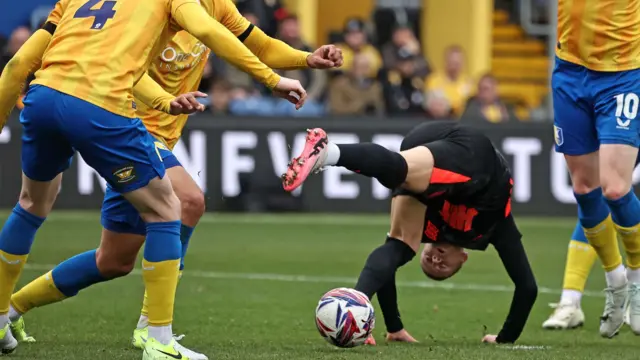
113, 164, 136, 183
554, 125, 564, 146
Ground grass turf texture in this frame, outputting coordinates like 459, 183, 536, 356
0, 212, 635, 359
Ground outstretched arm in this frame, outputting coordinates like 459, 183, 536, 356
0, 28, 52, 130
490, 216, 538, 343
172, 3, 281, 90
217, 0, 342, 70
133, 73, 206, 115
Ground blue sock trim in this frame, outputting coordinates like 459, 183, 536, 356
144, 221, 182, 262
179, 225, 195, 271
575, 188, 610, 228
606, 190, 640, 227
571, 219, 588, 243
51, 250, 107, 297
0, 204, 45, 255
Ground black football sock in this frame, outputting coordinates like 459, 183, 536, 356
335, 143, 408, 189
354, 237, 416, 298
377, 274, 404, 333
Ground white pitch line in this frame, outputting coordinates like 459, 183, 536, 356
22, 263, 604, 298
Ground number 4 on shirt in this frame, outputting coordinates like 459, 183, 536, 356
74, 0, 117, 30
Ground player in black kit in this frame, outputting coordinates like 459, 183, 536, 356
282, 121, 538, 344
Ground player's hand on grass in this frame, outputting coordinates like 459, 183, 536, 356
364, 335, 377, 346
481, 334, 498, 344
386, 329, 418, 343
272, 77, 307, 110
170, 91, 207, 115
307, 45, 343, 69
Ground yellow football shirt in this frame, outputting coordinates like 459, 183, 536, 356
556, 0, 640, 71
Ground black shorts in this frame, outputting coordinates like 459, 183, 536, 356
393, 121, 511, 207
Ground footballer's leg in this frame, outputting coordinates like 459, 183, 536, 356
282, 128, 434, 194
134, 149, 207, 360
593, 68, 640, 335
553, 58, 626, 338
51, 92, 185, 359
0, 86, 75, 354
542, 220, 596, 329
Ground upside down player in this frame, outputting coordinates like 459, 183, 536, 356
553, 0, 640, 338
0, 1, 342, 359
0, 0, 310, 359
282, 121, 538, 344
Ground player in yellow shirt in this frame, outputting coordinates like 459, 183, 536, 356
0, 0, 314, 359
0, 1, 343, 359
553, 0, 640, 338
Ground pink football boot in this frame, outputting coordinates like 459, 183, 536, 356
282, 128, 329, 192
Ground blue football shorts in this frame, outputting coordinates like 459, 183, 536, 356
552, 57, 640, 155
101, 143, 183, 236
20, 85, 165, 193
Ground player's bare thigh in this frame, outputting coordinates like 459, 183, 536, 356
399, 146, 435, 193
389, 195, 426, 252
166, 166, 205, 227
565, 151, 599, 194
599, 144, 638, 199
96, 228, 145, 278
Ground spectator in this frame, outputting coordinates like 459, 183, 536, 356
338, 18, 383, 78
276, 15, 327, 102
208, 79, 236, 116
461, 74, 515, 123
235, 0, 286, 37
424, 93, 453, 120
329, 53, 384, 116
381, 47, 427, 116
381, 25, 430, 77
1, 26, 31, 72
425, 45, 473, 117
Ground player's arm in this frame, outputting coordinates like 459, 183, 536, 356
133, 73, 206, 115
172, 3, 281, 90
0, 28, 52, 130
491, 222, 538, 343
218, 0, 340, 70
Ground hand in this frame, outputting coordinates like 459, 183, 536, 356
307, 45, 343, 69
272, 77, 307, 110
169, 91, 207, 115
481, 334, 498, 344
386, 329, 418, 343
364, 335, 376, 346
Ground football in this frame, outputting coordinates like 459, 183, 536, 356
314, 288, 375, 348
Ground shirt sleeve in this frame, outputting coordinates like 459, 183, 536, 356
46, 0, 67, 25
216, 0, 252, 36
172, 2, 281, 89
0, 30, 52, 130
491, 216, 538, 343
132, 73, 176, 114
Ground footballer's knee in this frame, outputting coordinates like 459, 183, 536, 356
95, 247, 136, 278
18, 173, 62, 217
601, 182, 632, 201
125, 177, 182, 223
180, 190, 205, 226
564, 153, 599, 195
399, 146, 435, 193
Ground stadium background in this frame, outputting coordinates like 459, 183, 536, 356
0, 2, 637, 359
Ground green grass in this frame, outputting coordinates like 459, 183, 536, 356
0, 213, 634, 359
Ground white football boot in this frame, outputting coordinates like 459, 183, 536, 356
626, 282, 640, 334
542, 302, 585, 329
0, 323, 17, 354
599, 282, 629, 338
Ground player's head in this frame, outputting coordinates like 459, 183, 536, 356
420, 243, 468, 281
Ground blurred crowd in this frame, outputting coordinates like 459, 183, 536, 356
1, 0, 531, 124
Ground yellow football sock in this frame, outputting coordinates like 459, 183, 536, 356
615, 223, 640, 270
0, 251, 29, 314
142, 259, 180, 326
10, 271, 66, 315
562, 240, 598, 292
583, 215, 622, 272
141, 270, 181, 318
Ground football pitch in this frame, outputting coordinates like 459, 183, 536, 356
0, 212, 637, 360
